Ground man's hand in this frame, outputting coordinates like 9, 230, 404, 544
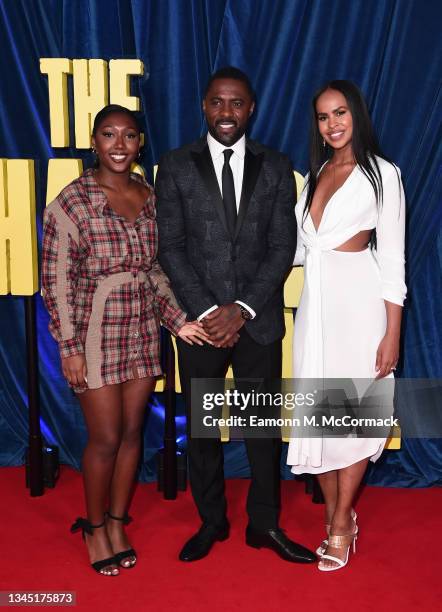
215, 331, 241, 349
202, 304, 244, 347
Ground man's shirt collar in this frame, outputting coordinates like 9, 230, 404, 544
207, 133, 246, 160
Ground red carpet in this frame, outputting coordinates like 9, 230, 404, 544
1, 466, 440, 611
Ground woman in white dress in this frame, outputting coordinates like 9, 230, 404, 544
286, 81, 406, 571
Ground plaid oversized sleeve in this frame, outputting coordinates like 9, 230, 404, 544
149, 259, 187, 335
41, 201, 84, 358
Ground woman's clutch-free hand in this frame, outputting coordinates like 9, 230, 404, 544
61, 354, 88, 388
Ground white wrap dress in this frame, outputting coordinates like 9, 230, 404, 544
287, 157, 406, 474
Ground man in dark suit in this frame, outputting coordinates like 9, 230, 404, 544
156, 67, 315, 564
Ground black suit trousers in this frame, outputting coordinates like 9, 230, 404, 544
177, 328, 282, 530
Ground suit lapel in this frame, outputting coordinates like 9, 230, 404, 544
234, 147, 264, 241
191, 144, 229, 236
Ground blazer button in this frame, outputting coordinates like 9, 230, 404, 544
231, 255, 237, 262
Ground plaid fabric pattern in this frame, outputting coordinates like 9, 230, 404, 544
41, 169, 186, 390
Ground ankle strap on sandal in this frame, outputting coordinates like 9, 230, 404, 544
106, 511, 132, 525
328, 533, 356, 549
70, 517, 105, 537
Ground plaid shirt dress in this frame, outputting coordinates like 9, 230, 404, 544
41, 168, 186, 391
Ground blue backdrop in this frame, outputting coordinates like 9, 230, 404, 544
0, 0, 441, 486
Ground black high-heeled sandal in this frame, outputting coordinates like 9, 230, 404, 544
105, 512, 137, 568
70, 517, 119, 576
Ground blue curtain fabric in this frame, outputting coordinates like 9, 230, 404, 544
0, 0, 441, 485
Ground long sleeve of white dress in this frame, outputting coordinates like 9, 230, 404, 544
374, 164, 407, 306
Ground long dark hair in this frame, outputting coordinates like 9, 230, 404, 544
304, 80, 393, 221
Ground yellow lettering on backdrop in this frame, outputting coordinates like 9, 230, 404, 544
46, 159, 83, 205
109, 60, 144, 110
293, 170, 304, 197
73, 59, 108, 148
40, 58, 73, 147
0, 160, 38, 295
387, 428, 400, 449
283, 169, 305, 323
40, 59, 144, 147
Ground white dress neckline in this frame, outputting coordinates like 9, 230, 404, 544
308, 161, 359, 234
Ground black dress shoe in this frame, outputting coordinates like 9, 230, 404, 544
245, 526, 316, 563
179, 523, 230, 562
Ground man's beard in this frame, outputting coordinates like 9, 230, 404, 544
208, 124, 246, 146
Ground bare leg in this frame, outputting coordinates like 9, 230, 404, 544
316, 471, 338, 525
77, 385, 123, 575
320, 458, 368, 569
106, 375, 156, 567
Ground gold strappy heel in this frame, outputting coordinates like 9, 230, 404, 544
318, 522, 358, 572
316, 509, 357, 558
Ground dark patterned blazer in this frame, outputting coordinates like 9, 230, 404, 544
155, 136, 297, 345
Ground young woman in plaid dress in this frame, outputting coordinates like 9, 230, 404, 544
41, 105, 208, 576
